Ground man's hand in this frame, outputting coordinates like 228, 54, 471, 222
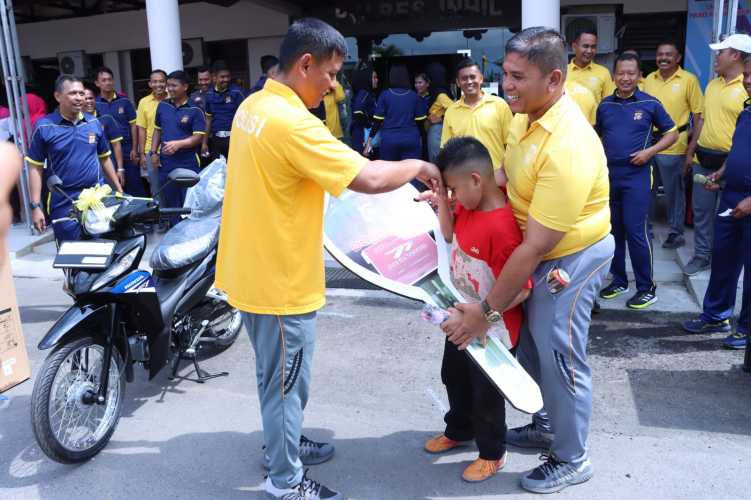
201, 142, 209, 158
117, 170, 126, 189
683, 156, 694, 176
32, 207, 46, 234
129, 149, 138, 163
150, 154, 161, 168
630, 149, 653, 166
161, 140, 181, 155
428, 113, 442, 125
363, 140, 373, 157
733, 197, 751, 219
445, 302, 490, 350
416, 161, 442, 193
138, 154, 146, 169
704, 171, 722, 192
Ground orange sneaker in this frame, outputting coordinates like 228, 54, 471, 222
461, 452, 507, 482
424, 433, 466, 454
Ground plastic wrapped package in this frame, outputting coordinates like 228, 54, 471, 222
150, 217, 220, 271
183, 157, 226, 219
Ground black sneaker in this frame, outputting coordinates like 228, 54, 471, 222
264, 470, 343, 500
626, 288, 658, 309
520, 453, 593, 494
599, 283, 629, 300
263, 435, 335, 469
662, 233, 685, 249
684, 257, 710, 276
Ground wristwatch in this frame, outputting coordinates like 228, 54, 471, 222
481, 299, 503, 324
29, 202, 42, 210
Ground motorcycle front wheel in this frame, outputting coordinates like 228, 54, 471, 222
30, 336, 125, 464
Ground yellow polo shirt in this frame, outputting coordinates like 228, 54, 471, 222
567, 60, 615, 104
697, 74, 748, 152
216, 79, 366, 315
504, 94, 611, 260
429, 92, 454, 120
135, 93, 162, 152
564, 80, 597, 125
642, 68, 703, 155
441, 92, 512, 169
324, 81, 346, 139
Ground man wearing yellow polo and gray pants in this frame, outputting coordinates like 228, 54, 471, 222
441, 57, 512, 169
565, 79, 597, 125
216, 18, 442, 500
567, 28, 615, 104
443, 28, 614, 494
683, 34, 751, 277
643, 40, 704, 250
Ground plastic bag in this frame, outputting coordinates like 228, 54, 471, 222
183, 157, 226, 219
149, 217, 220, 271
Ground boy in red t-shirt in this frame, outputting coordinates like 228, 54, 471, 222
424, 136, 531, 483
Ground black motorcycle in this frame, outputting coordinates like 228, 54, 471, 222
30, 165, 242, 464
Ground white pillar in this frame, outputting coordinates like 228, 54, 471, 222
145, 0, 183, 73
522, 0, 560, 31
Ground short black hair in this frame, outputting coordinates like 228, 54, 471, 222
656, 40, 681, 54
389, 65, 410, 89
260, 55, 279, 73
196, 65, 210, 74
150, 69, 167, 79
614, 52, 641, 72
621, 48, 642, 59
82, 81, 98, 95
94, 66, 113, 80
212, 60, 230, 74
436, 136, 493, 178
167, 70, 189, 85
574, 29, 598, 42
279, 17, 347, 73
54, 74, 81, 93
506, 27, 568, 78
456, 57, 480, 74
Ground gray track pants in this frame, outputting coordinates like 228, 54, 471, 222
243, 311, 317, 489
517, 235, 615, 464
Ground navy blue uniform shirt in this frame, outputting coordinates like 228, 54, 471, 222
724, 100, 751, 200
154, 99, 206, 170
373, 89, 428, 133
25, 111, 110, 211
95, 93, 136, 149
596, 89, 676, 166
249, 75, 267, 95
189, 89, 209, 112
205, 85, 246, 134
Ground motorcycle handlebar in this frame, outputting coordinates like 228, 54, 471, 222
160, 207, 192, 216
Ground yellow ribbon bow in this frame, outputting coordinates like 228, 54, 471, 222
74, 184, 113, 212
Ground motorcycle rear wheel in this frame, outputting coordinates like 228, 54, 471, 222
30, 336, 125, 464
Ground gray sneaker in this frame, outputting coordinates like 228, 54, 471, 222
684, 257, 710, 276
520, 454, 594, 494
264, 472, 343, 500
505, 423, 554, 450
263, 435, 335, 469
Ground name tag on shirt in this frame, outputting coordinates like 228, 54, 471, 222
88, 133, 96, 144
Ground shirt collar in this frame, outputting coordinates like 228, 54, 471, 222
52, 109, 87, 125
722, 73, 745, 86
263, 78, 306, 110
170, 97, 190, 108
214, 84, 229, 94
457, 91, 490, 108
532, 93, 576, 134
613, 88, 640, 101
98, 91, 118, 103
569, 59, 593, 71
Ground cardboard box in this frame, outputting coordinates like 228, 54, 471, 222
0, 249, 30, 393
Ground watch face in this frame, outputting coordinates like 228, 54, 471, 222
487, 311, 503, 323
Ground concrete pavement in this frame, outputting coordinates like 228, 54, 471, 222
1, 276, 750, 499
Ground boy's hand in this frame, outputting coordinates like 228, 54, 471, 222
441, 307, 464, 336
447, 303, 490, 350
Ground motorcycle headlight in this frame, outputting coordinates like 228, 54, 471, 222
91, 247, 141, 292
83, 204, 119, 235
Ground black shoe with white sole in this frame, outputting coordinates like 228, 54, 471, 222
263, 435, 335, 469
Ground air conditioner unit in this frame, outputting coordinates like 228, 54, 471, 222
561, 13, 617, 54
182, 38, 205, 68
57, 51, 89, 78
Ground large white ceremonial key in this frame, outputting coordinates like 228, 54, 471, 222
323, 184, 544, 415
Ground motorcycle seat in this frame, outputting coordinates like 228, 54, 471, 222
149, 217, 219, 272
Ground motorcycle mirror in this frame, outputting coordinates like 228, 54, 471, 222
46, 175, 64, 193
168, 168, 200, 188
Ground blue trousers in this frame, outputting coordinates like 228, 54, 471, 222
350, 125, 366, 154
242, 311, 317, 490
609, 165, 655, 292
700, 192, 751, 333
50, 201, 81, 244
158, 160, 199, 226
379, 130, 421, 161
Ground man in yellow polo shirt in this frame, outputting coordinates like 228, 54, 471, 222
684, 34, 751, 276
216, 18, 441, 500
135, 69, 167, 197
441, 58, 512, 169
564, 79, 597, 125
323, 80, 345, 139
444, 27, 613, 494
643, 40, 704, 250
567, 29, 615, 104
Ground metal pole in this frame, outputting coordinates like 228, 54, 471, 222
0, 0, 33, 232
726, 0, 739, 35
708, 0, 725, 82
